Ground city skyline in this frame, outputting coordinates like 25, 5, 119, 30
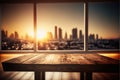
0, 3, 119, 39
1, 27, 110, 41
1, 28, 119, 50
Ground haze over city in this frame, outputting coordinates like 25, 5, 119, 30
0, 3, 119, 39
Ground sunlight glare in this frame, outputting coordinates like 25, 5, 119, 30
29, 31, 34, 38
37, 30, 47, 40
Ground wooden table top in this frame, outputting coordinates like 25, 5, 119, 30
2, 54, 119, 72
3, 54, 118, 64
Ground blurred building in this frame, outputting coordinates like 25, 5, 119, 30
89, 34, 95, 43
79, 30, 83, 41
58, 27, 62, 40
1, 30, 8, 40
96, 34, 99, 41
54, 26, 58, 40
64, 32, 68, 40
47, 32, 53, 40
72, 28, 78, 40
15, 31, 19, 39
9, 33, 14, 39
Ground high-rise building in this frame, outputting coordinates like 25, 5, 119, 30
1, 30, 6, 39
58, 27, 62, 40
54, 26, 57, 40
79, 30, 82, 41
14, 31, 19, 39
89, 34, 95, 43
70, 34, 72, 40
9, 33, 14, 39
1, 30, 9, 41
64, 32, 67, 40
72, 28, 78, 40
96, 34, 99, 41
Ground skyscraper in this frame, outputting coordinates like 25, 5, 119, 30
15, 31, 19, 39
96, 34, 99, 41
58, 27, 62, 40
72, 28, 78, 40
1, 30, 6, 39
64, 32, 68, 40
9, 33, 14, 39
1, 30, 9, 41
79, 30, 82, 41
70, 34, 72, 40
89, 34, 95, 43
55, 26, 57, 40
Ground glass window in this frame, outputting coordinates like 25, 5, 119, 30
1, 4, 34, 50
37, 3, 84, 51
88, 2, 119, 50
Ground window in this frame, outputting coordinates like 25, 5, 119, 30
1, 4, 34, 51
88, 2, 119, 50
37, 3, 84, 51
0, 1, 119, 53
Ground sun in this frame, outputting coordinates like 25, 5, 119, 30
29, 31, 34, 38
37, 30, 47, 40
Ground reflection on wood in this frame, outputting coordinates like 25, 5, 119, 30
0, 72, 119, 80
0, 53, 119, 80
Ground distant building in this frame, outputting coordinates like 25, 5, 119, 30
70, 34, 72, 40
47, 32, 53, 40
64, 32, 68, 40
14, 31, 19, 39
96, 34, 99, 41
6, 30, 8, 38
72, 28, 78, 40
9, 33, 14, 39
1, 30, 8, 39
89, 34, 95, 43
1, 30, 6, 39
58, 27, 62, 40
54, 26, 57, 40
79, 30, 82, 41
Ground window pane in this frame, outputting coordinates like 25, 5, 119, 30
37, 3, 84, 51
1, 4, 34, 50
88, 2, 119, 50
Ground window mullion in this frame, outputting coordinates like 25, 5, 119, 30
34, 2, 37, 52
84, 2, 88, 52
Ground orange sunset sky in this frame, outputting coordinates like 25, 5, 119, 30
0, 3, 119, 39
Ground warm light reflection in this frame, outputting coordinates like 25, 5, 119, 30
99, 53, 120, 60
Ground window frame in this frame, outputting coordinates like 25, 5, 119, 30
0, 0, 119, 53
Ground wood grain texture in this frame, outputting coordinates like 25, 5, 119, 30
2, 54, 119, 72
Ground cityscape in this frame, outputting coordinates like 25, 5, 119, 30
1, 25, 119, 50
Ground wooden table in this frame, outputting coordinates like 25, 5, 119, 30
2, 54, 119, 80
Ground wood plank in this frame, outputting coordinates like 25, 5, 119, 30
23, 54, 47, 64
2, 54, 119, 72
3, 54, 37, 63
82, 54, 119, 64
2, 54, 119, 64
0, 53, 119, 80
35, 54, 55, 64
2, 63, 119, 72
